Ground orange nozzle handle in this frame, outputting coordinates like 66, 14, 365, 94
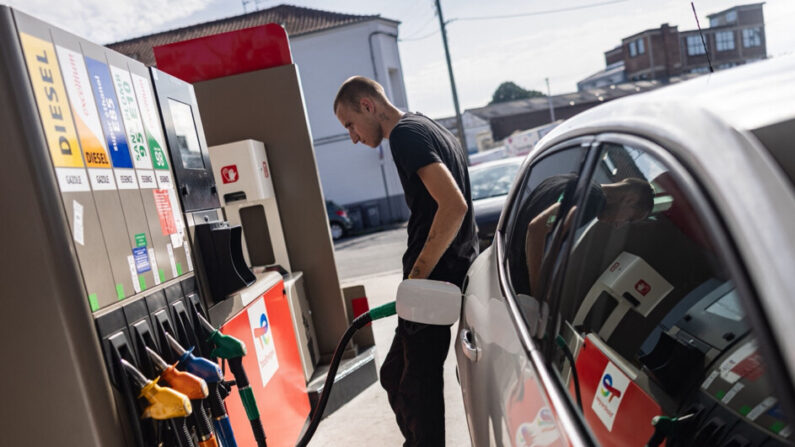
198, 436, 219, 447
161, 365, 209, 400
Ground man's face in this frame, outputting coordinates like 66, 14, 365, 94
600, 193, 647, 228
335, 100, 383, 148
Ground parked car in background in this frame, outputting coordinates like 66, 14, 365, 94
421, 56, 795, 446
469, 157, 524, 251
326, 200, 352, 240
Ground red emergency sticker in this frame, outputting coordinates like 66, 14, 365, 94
635, 280, 651, 296
221, 165, 239, 184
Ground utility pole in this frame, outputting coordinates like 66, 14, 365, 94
545, 77, 556, 122
434, 0, 469, 163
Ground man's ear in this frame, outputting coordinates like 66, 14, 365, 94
360, 97, 375, 114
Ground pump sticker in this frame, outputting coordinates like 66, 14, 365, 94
247, 297, 279, 388
184, 243, 193, 272
155, 170, 174, 190
153, 189, 177, 235
591, 361, 630, 431
55, 45, 117, 192
148, 250, 161, 286
55, 167, 91, 192
85, 57, 138, 190
132, 246, 151, 274
166, 243, 178, 278
131, 72, 169, 171
137, 170, 157, 189
127, 255, 140, 294
720, 340, 759, 384
72, 200, 84, 245
748, 397, 777, 421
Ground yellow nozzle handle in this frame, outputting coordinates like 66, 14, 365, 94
141, 380, 192, 420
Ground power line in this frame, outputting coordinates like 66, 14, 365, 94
399, 28, 441, 42
448, 0, 628, 23
400, 0, 438, 38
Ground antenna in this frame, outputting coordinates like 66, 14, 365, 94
691, 1, 714, 73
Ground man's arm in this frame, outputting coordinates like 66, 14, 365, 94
408, 162, 468, 279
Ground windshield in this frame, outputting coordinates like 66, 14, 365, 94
469, 161, 522, 201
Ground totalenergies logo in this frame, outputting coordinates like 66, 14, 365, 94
252, 313, 271, 345
600, 374, 622, 402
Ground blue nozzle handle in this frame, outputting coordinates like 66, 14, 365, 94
167, 331, 223, 383
213, 416, 238, 447
181, 352, 223, 384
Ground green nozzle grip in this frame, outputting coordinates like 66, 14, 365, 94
369, 301, 397, 321
209, 330, 247, 359
240, 387, 260, 421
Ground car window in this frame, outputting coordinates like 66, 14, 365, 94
545, 141, 792, 446
502, 145, 587, 308
469, 162, 521, 200
469, 161, 522, 201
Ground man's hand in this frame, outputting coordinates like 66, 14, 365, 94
408, 162, 468, 279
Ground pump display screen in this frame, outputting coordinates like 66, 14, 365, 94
168, 98, 205, 170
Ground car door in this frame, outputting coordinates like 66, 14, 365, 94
456, 139, 595, 447
536, 135, 794, 446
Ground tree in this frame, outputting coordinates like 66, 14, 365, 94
490, 81, 545, 104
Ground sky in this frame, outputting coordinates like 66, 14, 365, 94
6, 0, 795, 118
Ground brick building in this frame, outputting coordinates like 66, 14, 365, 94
579, 3, 766, 89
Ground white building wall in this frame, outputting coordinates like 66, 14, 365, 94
289, 20, 409, 223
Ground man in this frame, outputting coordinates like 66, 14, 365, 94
334, 76, 478, 446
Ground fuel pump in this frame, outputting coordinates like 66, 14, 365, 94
196, 313, 268, 447
146, 347, 218, 447
165, 332, 237, 447
120, 359, 194, 447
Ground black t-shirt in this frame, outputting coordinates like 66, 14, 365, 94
389, 112, 478, 287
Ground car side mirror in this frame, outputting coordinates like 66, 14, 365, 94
396, 279, 462, 325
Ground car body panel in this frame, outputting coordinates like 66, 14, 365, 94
458, 244, 573, 447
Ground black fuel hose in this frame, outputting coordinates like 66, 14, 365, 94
295, 301, 396, 447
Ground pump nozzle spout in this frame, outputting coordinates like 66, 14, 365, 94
165, 332, 188, 357
120, 358, 149, 389
145, 346, 170, 372
196, 313, 216, 336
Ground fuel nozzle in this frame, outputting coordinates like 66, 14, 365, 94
197, 313, 246, 359
120, 358, 192, 420
165, 332, 223, 384
146, 346, 208, 400
197, 314, 266, 446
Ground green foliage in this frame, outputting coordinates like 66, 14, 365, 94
490, 81, 545, 104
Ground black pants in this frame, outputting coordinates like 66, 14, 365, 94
380, 318, 452, 447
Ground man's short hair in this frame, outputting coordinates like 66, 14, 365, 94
334, 76, 388, 113
622, 177, 655, 217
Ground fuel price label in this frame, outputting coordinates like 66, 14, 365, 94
110, 64, 155, 189
131, 72, 169, 171
19, 32, 90, 192
55, 45, 116, 191
85, 57, 138, 190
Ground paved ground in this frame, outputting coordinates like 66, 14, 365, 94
307, 227, 471, 446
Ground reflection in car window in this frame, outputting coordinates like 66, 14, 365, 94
546, 142, 791, 446
503, 146, 586, 304
469, 160, 522, 201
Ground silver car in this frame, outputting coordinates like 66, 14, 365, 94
408, 55, 795, 446
470, 157, 525, 250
